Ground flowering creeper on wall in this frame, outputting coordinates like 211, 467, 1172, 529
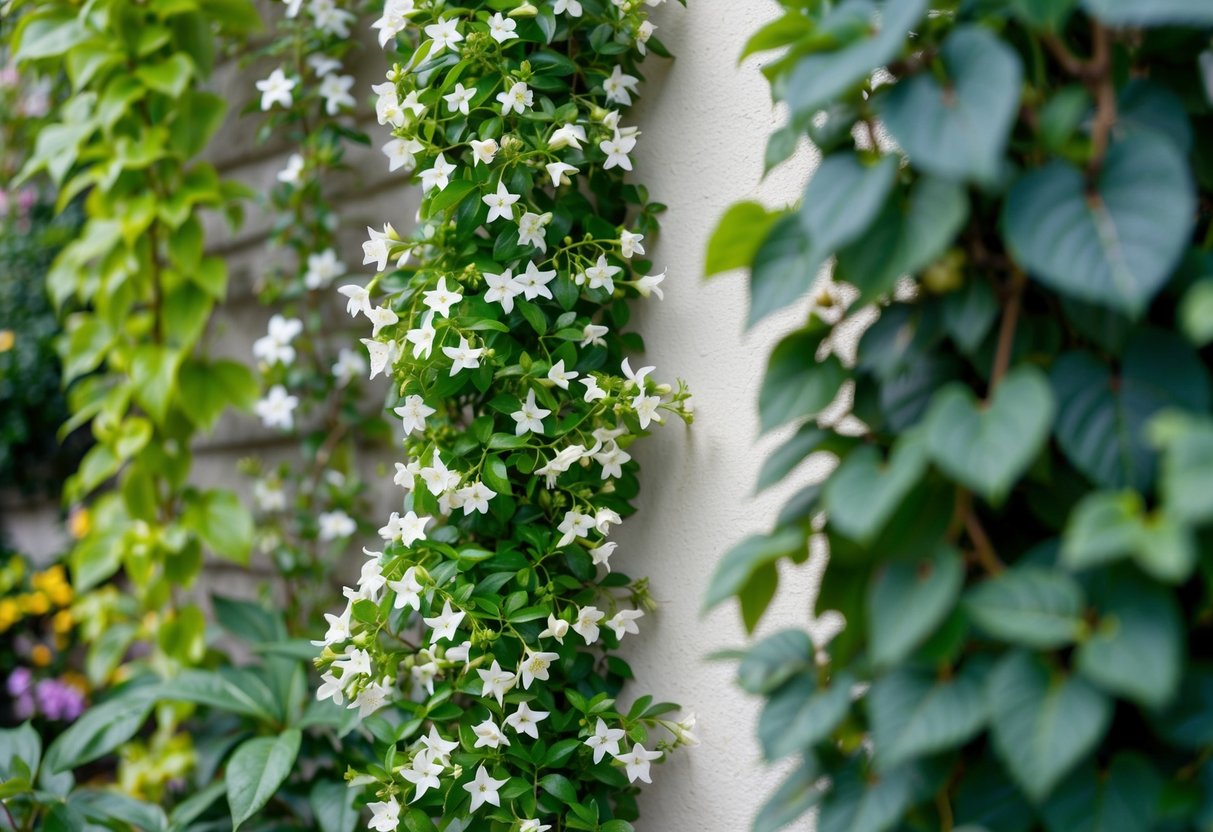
311, 0, 696, 828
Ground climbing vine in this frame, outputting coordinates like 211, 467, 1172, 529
312, 0, 696, 829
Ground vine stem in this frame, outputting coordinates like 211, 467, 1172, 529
989, 269, 1027, 393
964, 503, 1005, 576
1088, 22, 1117, 176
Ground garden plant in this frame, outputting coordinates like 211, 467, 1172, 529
707, 0, 1213, 830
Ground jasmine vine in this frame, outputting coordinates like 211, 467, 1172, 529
310, 1, 694, 829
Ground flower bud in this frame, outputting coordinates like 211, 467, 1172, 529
509, 2, 538, 16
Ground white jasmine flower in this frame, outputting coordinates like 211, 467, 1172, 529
420, 452, 461, 495
373, 82, 405, 127
633, 393, 662, 429
308, 54, 341, 77
621, 357, 655, 389
578, 255, 621, 294
464, 766, 508, 813
636, 19, 655, 54
593, 442, 630, 479
423, 276, 463, 317
318, 510, 356, 541
553, 0, 581, 15
607, 608, 643, 639
488, 12, 519, 43
620, 230, 645, 259
304, 248, 345, 289
580, 324, 609, 347
424, 600, 466, 643
544, 161, 577, 188
505, 701, 550, 739
497, 81, 533, 116
477, 660, 517, 706
255, 385, 299, 430
422, 727, 459, 765
536, 444, 588, 487
316, 670, 344, 705
338, 283, 372, 318
518, 211, 552, 250
255, 68, 295, 110
474, 718, 510, 749
572, 605, 605, 644
368, 797, 400, 832
673, 713, 700, 747
595, 508, 622, 535
585, 718, 624, 764
443, 82, 476, 115
368, 305, 400, 337
590, 541, 616, 570
456, 480, 497, 515
389, 567, 423, 611
311, 0, 354, 37
442, 336, 484, 375
484, 268, 523, 313
470, 138, 499, 166
424, 16, 463, 54
581, 375, 607, 403
511, 388, 550, 435
356, 555, 387, 600
616, 743, 661, 784
520, 821, 552, 832
283, 0, 304, 18
406, 315, 437, 358
547, 359, 578, 389
254, 479, 287, 512
372, 0, 415, 47
600, 134, 636, 170
401, 90, 426, 118
635, 269, 666, 299
331, 348, 366, 386
311, 604, 352, 646
518, 650, 559, 689
361, 338, 398, 380
549, 123, 586, 150
318, 73, 355, 115
394, 394, 436, 434
602, 65, 639, 106
253, 314, 303, 366
420, 153, 456, 192
363, 224, 395, 272
378, 511, 429, 546
351, 677, 393, 718
277, 152, 304, 186
334, 647, 372, 678
539, 613, 568, 643
446, 640, 471, 664
516, 260, 556, 300
483, 180, 520, 223
412, 660, 438, 695
394, 460, 421, 490
401, 750, 443, 800
384, 137, 425, 172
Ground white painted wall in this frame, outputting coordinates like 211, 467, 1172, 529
617, 3, 831, 830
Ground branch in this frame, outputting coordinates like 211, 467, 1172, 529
965, 507, 1005, 576
989, 269, 1027, 393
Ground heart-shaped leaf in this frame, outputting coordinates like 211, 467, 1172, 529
879, 26, 1022, 185
988, 651, 1112, 803
925, 365, 1055, 502
966, 566, 1086, 649
758, 672, 855, 761
825, 430, 929, 545
1062, 490, 1196, 583
1040, 754, 1163, 832
868, 544, 963, 668
1082, 0, 1213, 25
1004, 134, 1194, 317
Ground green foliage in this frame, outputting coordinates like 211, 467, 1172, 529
708, 1, 1213, 829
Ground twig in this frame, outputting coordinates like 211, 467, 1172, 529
989, 270, 1027, 393
1088, 23, 1118, 176
964, 507, 1005, 576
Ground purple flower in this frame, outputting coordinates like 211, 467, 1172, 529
34, 679, 86, 721
6, 667, 33, 697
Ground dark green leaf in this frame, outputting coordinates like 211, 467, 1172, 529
966, 566, 1086, 649
868, 660, 988, 772
226, 730, 302, 830
868, 545, 964, 669
824, 429, 929, 546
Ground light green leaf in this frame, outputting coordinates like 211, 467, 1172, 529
966, 566, 1086, 649
178, 358, 260, 432
226, 731, 301, 830
879, 26, 1022, 184
1004, 134, 1194, 317
925, 365, 1055, 502
988, 651, 1112, 803
428, 178, 479, 214
759, 326, 847, 433
310, 779, 358, 832
868, 545, 963, 669
1082, 0, 1213, 24
130, 344, 181, 425
135, 53, 194, 97
824, 430, 929, 546
45, 684, 161, 773
704, 527, 807, 611
1062, 490, 1195, 583
1180, 278, 1213, 346
1154, 414, 1213, 526
183, 489, 254, 563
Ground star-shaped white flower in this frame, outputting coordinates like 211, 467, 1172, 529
511, 388, 551, 436
424, 16, 463, 54
350, 677, 393, 718
394, 394, 436, 434
421, 726, 459, 765
464, 766, 508, 813
593, 442, 631, 479
517, 211, 552, 251
553, 0, 581, 15
635, 269, 666, 300
401, 749, 444, 801
557, 510, 595, 547
600, 133, 637, 171
311, 604, 352, 647
470, 138, 499, 166
252, 314, 303, 366
572, 605, 605, 644
420, 452, 461, 495
406, 316, 437, 359
539, 613, 569, 644
378, 510, 429, 546
255, 385, 299, 430
474, 717, 510, 749
607, 608, 644, 639
277, 153, 304, 186
518, 649, 559, 689
367, 305, 399, 338
633, 393, 663, 429
338, 284, 372, 318
476, 660, 517, 706
319, 72, 356, 115
584, 718, 624, 764
484, 268, 522, 313
443, 82, 476, 115
636, 19, 656, 54
505, 701, 550, 739
420, 152, 456, 192
578, 255, 621, 294
318, 510, 356, 541
255, 68, 296, 110
545, 161, 578, 188
488, 12, 518, 43
516, 260, 556, 300
547, 359, 578, 389
620, 229, 645, 259
335, 647, 372, 678
549, 123, 586, 150
423, 276, 463, 318
615, 743, 662, 783
590, 541, 617, 570
363, 224, 395, 272
456, 480, 497, 515
442, 336, 484, 375
368, 797, 400, 832
304, 248, 345, 290
316, 670, 344, 705
483, 180, 520, 223
621, 356, 655, 389
383, 137, 424, 172
497, 81, 533, 116
389, 566, 424, 611
361, 338, 398, 380
602, 65, 639, 106
423, 600, 466, 643
580, 324, 609, 347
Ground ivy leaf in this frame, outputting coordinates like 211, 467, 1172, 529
966, 566, 1086, 649
816, 757, 918, 832
226, 730, 302, 830
1040, 754, 1163, 832
738, 630, 815, 695
1081, 0, 1213, 25
758, 326, 847, 433
1010, 0, 1077, 29
704, 527, 807, 612
867, 544, 963, 669
800, 152, 898, 256
429, 178, 478, 214
135, 53, 194, 98
753, 757, 824, 832
748, 214, 817, 327
130, 344, 181, 426
942, 279, 999, 354
987, 651, 1112, 803
1004, 134, 1194, 317
824, 430, 929, 546
758, 672, 855, 762
925, 365, 1055, 503
1062, 490, 1196, 583
878, 26, 1022, 185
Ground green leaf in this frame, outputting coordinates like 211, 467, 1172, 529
539, 773, 577, 804
1154, 414, 1213, 526
13, 11, 89, 60
45, 684, 161, 772
966, 566, 1086, 649
705, 527, 807, 611
226, 730, 302, 830
754, 757, 824, 832
135, 53, 194, 97
0, 724, 41, 781
1004, 134, 1194, 317
748, 214, 816, 327
1040, 754, 1162, 832
785, 0, 928, 119
130, 344, 180, 425
738, 630, 815, 695
1081, 0, 1213, 24
740, 563, 780, 634
178, 358, 260, 431
1180, 278, 1213, 347
800, 152, 898, 257
183, 489, 254, 563
924, 365, 1055, 502
836, 177, 969, 303
756, 425, 837, 491
159, 668, 280, 721
942, 279, 999, 354
868, 545, 964, 669
69, 789, 168, 832
1050, 331, 1210, 492
1075, 569, 1182, 709
868, 660, 988, 772
987, 652, 1112, 803
740, 11, 815, 60
1062, 490, 1195, 583
1151, 665, 1213, 749
429, 178, 479, 214
759, 327, 847, 433
310, 779, 358, 832
705, 202, 780, 276
880, 27, 1021, 185
817, 757, 918, 832
1010, 0, 1077, 29
758, 672, 854, 762
824, 429, 929, 546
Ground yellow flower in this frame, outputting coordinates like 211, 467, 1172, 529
68, 507, 91, 540
20, 592, 50, 616
0, 330, 13, 352
49, 583, 73, 607
52, 609, 73, 634
31, 643, 53, 667
0, 598, 20, 632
